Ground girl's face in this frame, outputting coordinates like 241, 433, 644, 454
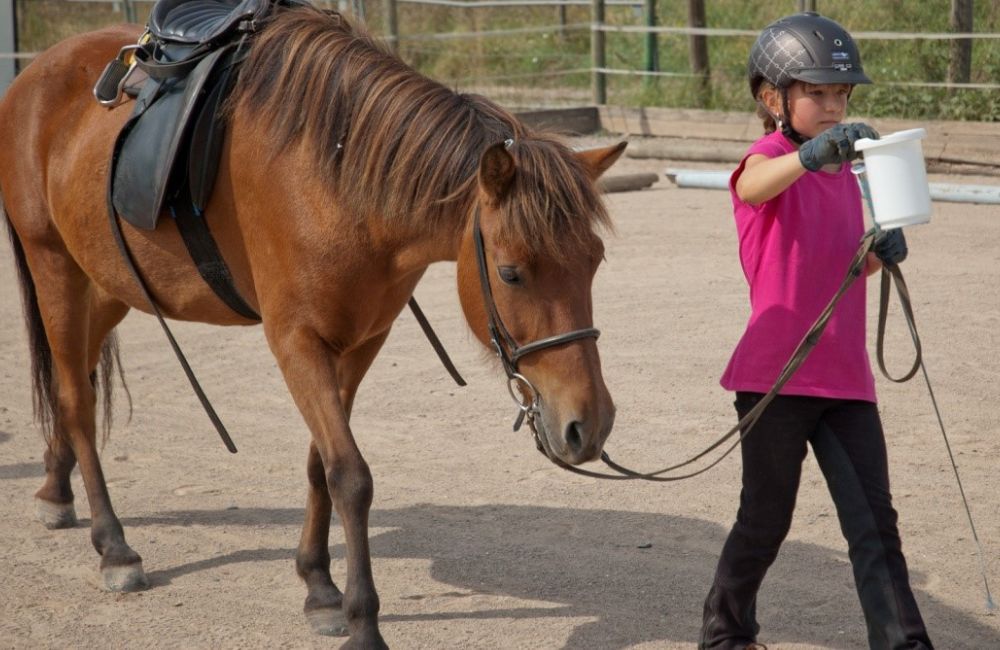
785, 82, 851, 139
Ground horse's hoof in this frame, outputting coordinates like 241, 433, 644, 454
305, 607, 349, 637
102, 562, 150, 592
339, 631, 389, 650
35, 498, 77, 529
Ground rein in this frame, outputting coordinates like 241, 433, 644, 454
570, 228, 926, 481
574, 228, 997, 614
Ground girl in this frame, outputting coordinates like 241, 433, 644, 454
699, 12, 931, 650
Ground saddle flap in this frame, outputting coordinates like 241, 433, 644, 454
188, 59, 238, 211
112, 45, 234, 229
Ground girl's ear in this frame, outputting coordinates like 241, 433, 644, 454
759, 85, 782, 116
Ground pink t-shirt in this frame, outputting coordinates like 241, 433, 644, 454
720, 130, 876, 402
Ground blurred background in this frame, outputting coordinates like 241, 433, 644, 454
2, 0, 998, 120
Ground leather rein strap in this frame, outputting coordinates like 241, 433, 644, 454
565, 228, 924, 482
107, 110, 241, 453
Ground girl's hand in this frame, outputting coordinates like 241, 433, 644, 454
798, 123, 879, 171
873, 228, 908, 266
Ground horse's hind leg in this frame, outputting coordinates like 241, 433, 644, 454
20, 239, 145, 591
34, 437, 79, 529
33, 293, 129, 531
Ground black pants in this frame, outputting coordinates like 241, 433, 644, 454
699, 393, 933, 650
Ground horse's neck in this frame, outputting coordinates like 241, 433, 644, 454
388, 209, 469, 274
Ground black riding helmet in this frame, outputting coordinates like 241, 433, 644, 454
748, 12, 872, 143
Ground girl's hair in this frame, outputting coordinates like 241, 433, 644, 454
755, 81, 778, 134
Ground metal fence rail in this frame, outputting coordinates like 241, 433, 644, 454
5, 0, 1000, 104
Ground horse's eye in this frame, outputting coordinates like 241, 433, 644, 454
498, 266, 521, 285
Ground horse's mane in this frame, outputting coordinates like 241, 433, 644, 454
231, 6, 609, 258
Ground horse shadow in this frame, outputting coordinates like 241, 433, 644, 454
122, 503, 996, 649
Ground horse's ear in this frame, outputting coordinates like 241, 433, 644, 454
478, 142, 516, 204
576, 141, 628, 180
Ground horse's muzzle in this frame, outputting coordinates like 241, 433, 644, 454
537, 403, 615, 465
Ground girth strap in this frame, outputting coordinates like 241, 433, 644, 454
169, 185, 261, 321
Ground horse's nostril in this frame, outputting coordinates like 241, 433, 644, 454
564, 421, 584, 454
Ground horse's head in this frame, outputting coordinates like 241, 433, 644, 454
458, 138, 626, 466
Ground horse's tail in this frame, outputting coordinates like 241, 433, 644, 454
2, 198, 129, 446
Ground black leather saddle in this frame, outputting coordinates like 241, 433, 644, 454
98, 0, 302, 231
149, 0, 271, 44
95, 0, 306, 320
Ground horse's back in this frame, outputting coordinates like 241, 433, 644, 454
0, 25, 252, 323
0, 26, 140, 234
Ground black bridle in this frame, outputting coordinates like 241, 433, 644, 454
472, 207, 600, 447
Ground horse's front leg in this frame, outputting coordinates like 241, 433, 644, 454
299, 441, 345, 635
269, 326, 386, 649
296, 331, 391, 638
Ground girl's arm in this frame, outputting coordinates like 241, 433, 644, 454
735, 151, 808, 205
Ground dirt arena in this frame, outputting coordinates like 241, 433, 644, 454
1, 144, 998, 649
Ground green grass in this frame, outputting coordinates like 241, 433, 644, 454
14, 0, 1000, 121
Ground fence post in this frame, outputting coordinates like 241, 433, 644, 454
123, 0, 137, 23
948, 0, 973, 89
688, 0, 710, 106
0, 0, 15, 96
591, 0, 606, 105
797, 0, 817, 11
557, 2, 567, 39
643, 0, 658, 90
383, 0, 398, 53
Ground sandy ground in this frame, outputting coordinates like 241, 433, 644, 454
1, 142, 998, 649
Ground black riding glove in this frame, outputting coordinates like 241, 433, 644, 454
874, 228, 908, 266
798, 123, 879, 172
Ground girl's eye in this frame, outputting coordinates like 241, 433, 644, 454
498, 266, 521, 285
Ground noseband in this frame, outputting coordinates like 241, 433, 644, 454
472, 207, 600, 445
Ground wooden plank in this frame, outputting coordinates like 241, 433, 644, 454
507, 106, 998, 170
599, 105, 759, 141
599, 172, 659, 193
627, 138, 745, 162
598, 106, 1000, 169
516, 107, 600, 135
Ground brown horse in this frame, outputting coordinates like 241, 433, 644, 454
0, 6, 622, 648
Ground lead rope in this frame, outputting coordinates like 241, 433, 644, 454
912, 311, 998, 612
563, 229, 997, 610
574, 196, 996, 612
861, 167, 995, 612
872, 260, 995, 612
572, 229, 876, 481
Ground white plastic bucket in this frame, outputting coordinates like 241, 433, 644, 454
853, 128, 932, 229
